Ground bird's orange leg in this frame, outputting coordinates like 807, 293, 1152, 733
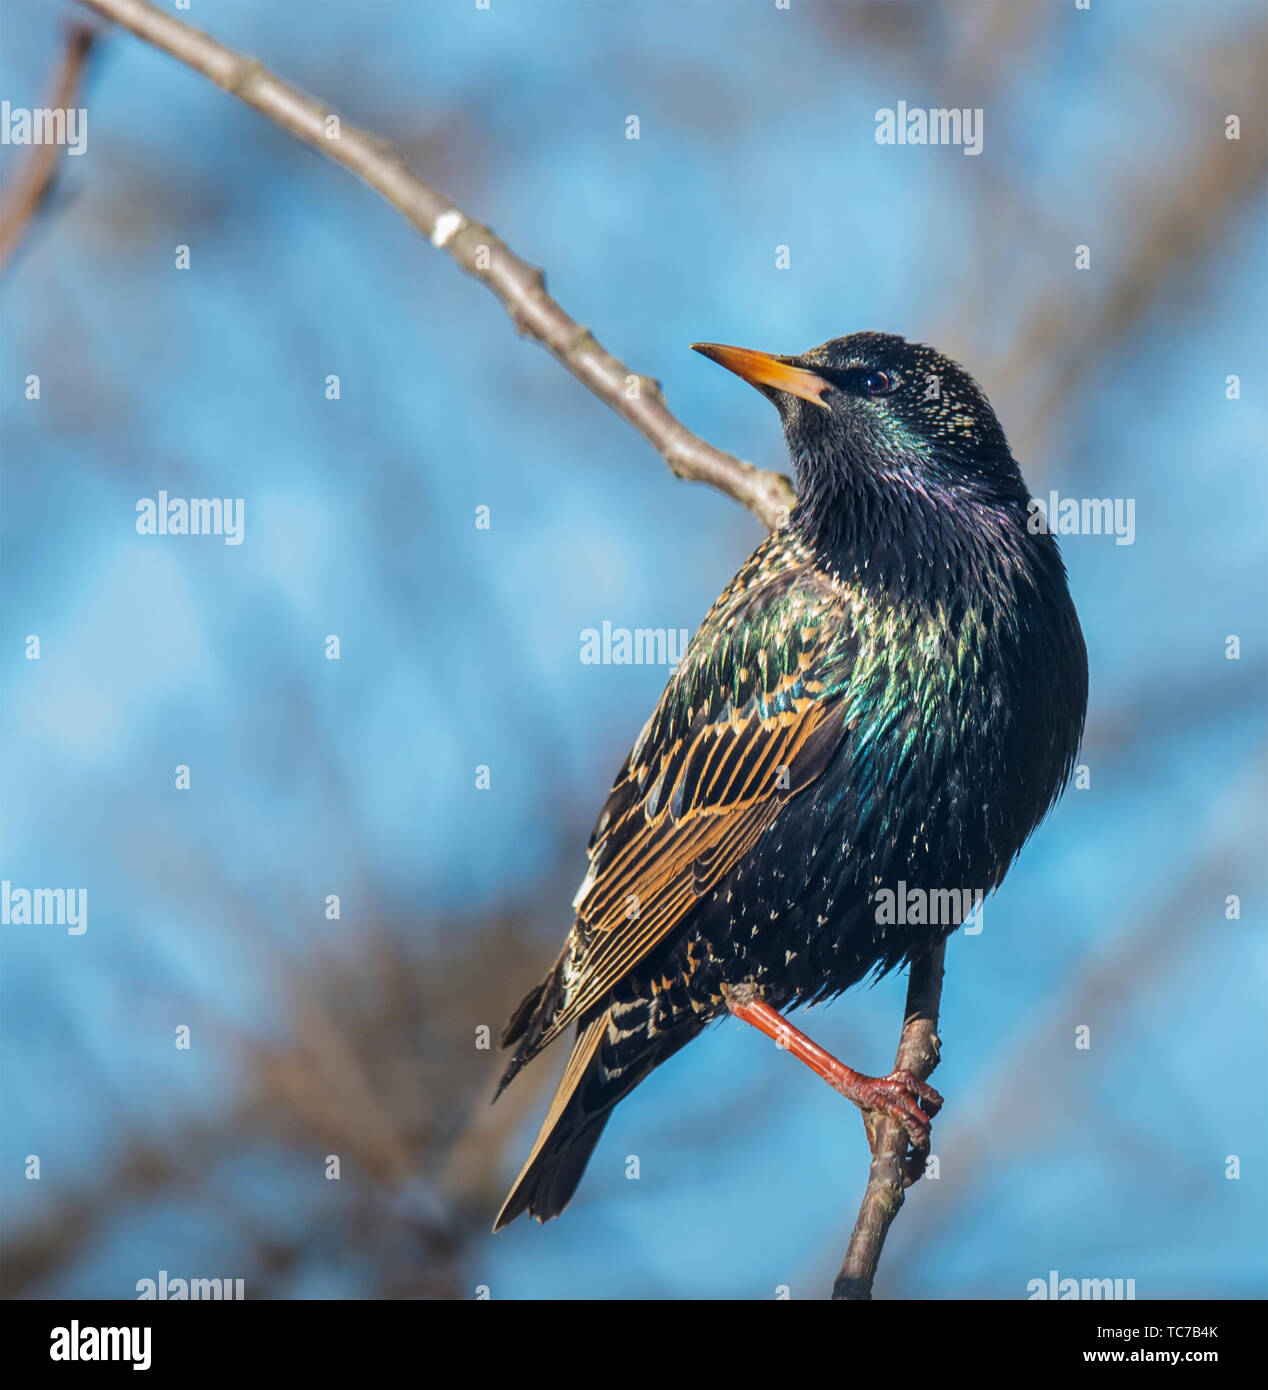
725, 987, 942, 1183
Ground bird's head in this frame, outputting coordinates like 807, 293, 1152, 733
692, 333, 1027, 530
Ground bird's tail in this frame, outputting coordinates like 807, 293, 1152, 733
493, 1011, 613, 1231
493, 1004, 701, 1231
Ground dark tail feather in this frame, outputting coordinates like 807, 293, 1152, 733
494, 1011, 612, 1230
493, 1111, 611, 1231
493, 1006, 703, 1231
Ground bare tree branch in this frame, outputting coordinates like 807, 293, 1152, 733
833, 940, 945, 1300
70, 0, 795, 529
0, 22, 98, 276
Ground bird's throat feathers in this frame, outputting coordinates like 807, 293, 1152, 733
785, 429, 1042, 615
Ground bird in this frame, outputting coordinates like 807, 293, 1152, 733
492, 332, 1087, 1231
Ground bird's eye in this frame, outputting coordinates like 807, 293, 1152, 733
861, 370, 896, 396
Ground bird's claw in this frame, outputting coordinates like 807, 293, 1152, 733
851, 1068, 943, 1187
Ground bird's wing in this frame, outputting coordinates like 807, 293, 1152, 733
534, 547, 857, 1051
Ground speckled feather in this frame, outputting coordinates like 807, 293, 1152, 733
493, 333, 1087, 1230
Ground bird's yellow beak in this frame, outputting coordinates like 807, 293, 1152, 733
691, 342, 832, 409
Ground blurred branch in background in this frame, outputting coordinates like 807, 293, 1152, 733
70, 0, 796, 529
0, 22, 99, 276
3, 896, 564, 1299
997, 41, 1267, 461
915, 12, 1268, 472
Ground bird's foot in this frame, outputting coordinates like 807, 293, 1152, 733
724, 988, 942, 1187
843, 1068, 942, 1185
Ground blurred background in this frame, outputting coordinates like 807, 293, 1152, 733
1, 0, 1265, 1299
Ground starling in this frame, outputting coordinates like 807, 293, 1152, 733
493, 333, 1087, 1230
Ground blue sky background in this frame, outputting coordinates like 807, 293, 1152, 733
1, 0, 1265, 1299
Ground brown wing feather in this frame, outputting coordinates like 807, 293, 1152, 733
523, 556, 854, 1055
536, 709, 837, 1048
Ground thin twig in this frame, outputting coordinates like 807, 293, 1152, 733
69, 0, 796, 529
0, 23, 98, 276
833, 940, 945, 1300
